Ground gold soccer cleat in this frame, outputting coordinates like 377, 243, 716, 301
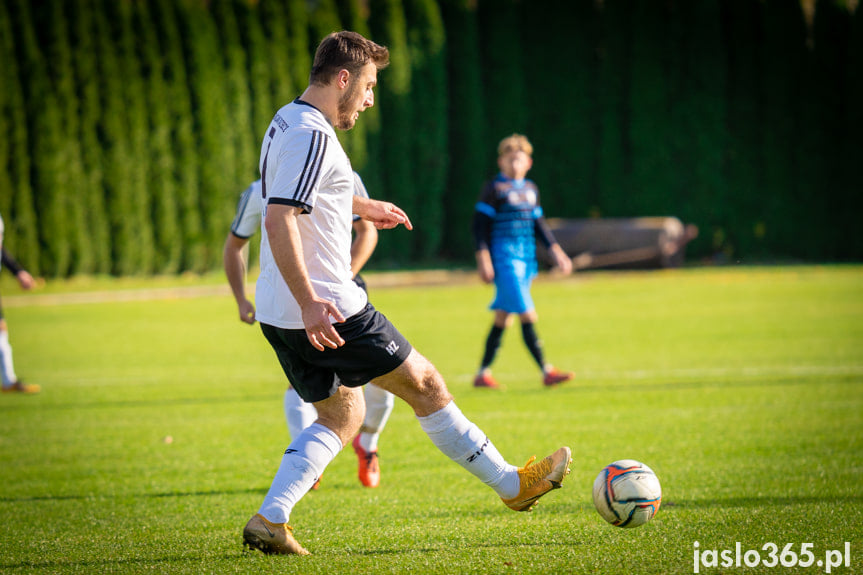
501, 446, 572, 512
2, 380, 40, 394
242, 514, 310, 556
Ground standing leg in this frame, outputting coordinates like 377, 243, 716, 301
518, 313, 574, 387
474, 311, 510, 388
284, 387, 318, 440
243, 385, 365, 555
0, 323, 17, 388
284, 386, 323, 489
0, 319, 39, 394
352, 383, 394, 487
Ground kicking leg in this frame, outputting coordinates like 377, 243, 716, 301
372, 349, 571, 510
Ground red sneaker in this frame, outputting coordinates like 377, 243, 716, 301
310, 475, 322, 491
352, 435, 380, 488
473, 372, 500, 388
543, 368, 574, 387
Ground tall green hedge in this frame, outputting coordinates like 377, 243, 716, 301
405, 0, 448, 260
1, 0, 860, 277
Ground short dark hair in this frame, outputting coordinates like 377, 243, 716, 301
309, 31, 390, 86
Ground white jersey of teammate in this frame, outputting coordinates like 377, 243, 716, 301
230, 175, 368, 240
255, 99, 368, 329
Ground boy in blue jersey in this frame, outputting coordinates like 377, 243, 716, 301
472, 134, 574, 388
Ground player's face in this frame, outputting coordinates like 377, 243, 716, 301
336, 62, 377, 130
498, 150, 533, 180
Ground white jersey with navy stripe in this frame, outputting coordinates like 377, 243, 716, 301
230, 180, 263, 239
231, 174, 366, 242
255, 99, 367, 329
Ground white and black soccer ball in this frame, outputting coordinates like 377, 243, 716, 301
592, 459, 662, 528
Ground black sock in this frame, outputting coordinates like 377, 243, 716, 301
480, 325, 505, 370
521, 322, 545, 370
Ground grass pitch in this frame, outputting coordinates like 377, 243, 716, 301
0, 265, 861, 574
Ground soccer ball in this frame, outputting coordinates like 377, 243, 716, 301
592, 459, 662, 528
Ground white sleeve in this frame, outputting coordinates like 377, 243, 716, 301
267, 129, 330, 214
229, 182, 262, 239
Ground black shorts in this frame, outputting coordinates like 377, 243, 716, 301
260, 303, 412, 403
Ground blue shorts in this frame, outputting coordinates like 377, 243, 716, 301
490, 259, 536, 314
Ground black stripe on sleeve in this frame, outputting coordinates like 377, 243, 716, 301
295, 131, 327, 206
304, 135, 328, 205
269, 197, 313, 214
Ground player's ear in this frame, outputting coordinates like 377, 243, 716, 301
337, 69, 350, 89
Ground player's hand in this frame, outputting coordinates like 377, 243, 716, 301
475, 250, 494, 283
16, 271, 35, 290
366, 200, 413, 230
302, 299, 346, 351
478, 263, 494, 284
551, 245, 573, 275
238, 299, 256, 325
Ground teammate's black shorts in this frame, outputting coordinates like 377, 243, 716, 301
260, 303, 412, 403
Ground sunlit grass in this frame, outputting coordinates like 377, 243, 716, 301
1, 265, 861, 573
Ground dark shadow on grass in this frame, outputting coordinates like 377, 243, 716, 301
512, 375, 863, 398
0, 392, 278, 413
0, 551, 249, 572
667, 494, 863, 509
0, 486, 268, 503
542, 495, 863, 515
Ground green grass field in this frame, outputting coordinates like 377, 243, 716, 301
1, 266, 861, 574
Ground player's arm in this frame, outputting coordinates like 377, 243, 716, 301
264, 203, 346, 351
222, 233, 256, 324
535, 217, 572, 275
1, 248, 35, 290
352, 195, 412, 231
350, 217, 378, 278
472, 202, 495, 284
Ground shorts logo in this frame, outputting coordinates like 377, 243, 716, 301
385, 340, 400, 356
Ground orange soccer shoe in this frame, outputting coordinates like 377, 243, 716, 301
352, 435, 380, 488
473, 372, 500, 388
542, 368, 574, 387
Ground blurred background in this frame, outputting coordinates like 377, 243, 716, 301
1, 0, 860, 277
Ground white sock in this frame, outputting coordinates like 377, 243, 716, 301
417, 401, 519, 498
283, 388, 318, 440
258, 422, 342, 524
359, 384, 394, 452
0, 331, 17, 387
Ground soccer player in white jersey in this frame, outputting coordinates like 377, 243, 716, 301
242, 31, 572, 556
0, 212, 39, 394
223, 174, 394, 488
